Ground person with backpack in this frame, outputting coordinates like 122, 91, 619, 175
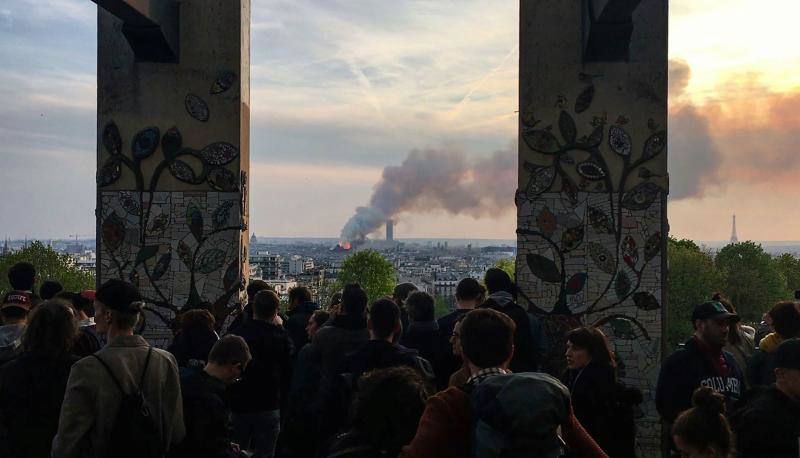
52, 279, 185, 458
479, 268, 541, 372
171, 335, 252, 458
401, 309, 607, 458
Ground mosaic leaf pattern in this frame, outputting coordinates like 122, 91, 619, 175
587, 242, 615, 274
522, 129, 560, 154
196, 248, 226, 274
187, 203, 204, 241
151, 253, 172, 281
642, 130, 667, 160
621, 182, 662, 211
131, 127, 160, 160
577, 161, 605, 180
615, 271, 632, 298
575, 85, 595, 113
608, 125, 632, 156
161, 127, 182, 157
102, 121, 122, 155
566, 273, 588, 294
119, 192, 141, 216
102, 212, 125, 252
526, 254, 561, 283
644, 232, 662, 261
561, 226, 584, 252
169, 160, 200, 184
208, 168, 239, 192
633, 291, 660, 310
185, 93, 210, 122
608, 317, 637, 340
97, 158, 122, 187
223, 259, 239, 290
560, 173, 579, 206
210, 72, 237, 95
622, 236, 639, 270
200, 142, 239, 166
134, 245, 159, 267
536, 207, 556, 237
148, 213, 169, 235
588, 207, 614, 234
213, 200, 236, 230
585, 124, 604, 148
177, 240, 193, 269
558, 111, 577, 144
524, 164, 556, 198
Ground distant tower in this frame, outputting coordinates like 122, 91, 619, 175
2, 237, 9, 256
730, 214, 738, 244
385, 220, 394, 242
250, 233, 258, 245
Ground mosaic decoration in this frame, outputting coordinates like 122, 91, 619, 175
517, 79, 666, 456
185, 93, 210, 122
210, 71, 237, 95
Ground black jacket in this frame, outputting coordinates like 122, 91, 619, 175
0, 352, 80, 458
561, 363, 639, 458
730, 385, 800, 458
228, 319, 294, 413
285, 301, 319, 350
340, 340, 424, 382
656, 337, 744, 424
480, 292, 539, 372
400, 322, 452, 390
168, 327, 219, 368
171, 369, 237, 458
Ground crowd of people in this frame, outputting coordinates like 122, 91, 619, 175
0, 261, 799, 457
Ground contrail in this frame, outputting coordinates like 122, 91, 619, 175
447, 44, 519, 120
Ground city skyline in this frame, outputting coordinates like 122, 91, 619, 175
2, 0, 800, 240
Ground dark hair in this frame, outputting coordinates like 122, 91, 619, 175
406, 291, 435, 322
252, 290, 280, 319
565, 326, 616, 369
456, 278, 486, 302
311, 310, 330, 328
96, 280, 143, 329
342, 283, 368, 316
484, 267, 515, 296
39, 281, 64, 300
712, 292, 742, 345
329, 292, 342, 308
288, 286, 312, 306
247, 280, 273, 302
21, 301, 77, 356
460, 309, 516, 368
179, 309, 216, 332
672, 387, 734, 456
8, 262, 36, 291
392, 283, 419, 307
369, 298, 400, 340
351, 366, 430, 455
54, 291, 93, 315
208, 335, 251, 366
769, 301, 800, 338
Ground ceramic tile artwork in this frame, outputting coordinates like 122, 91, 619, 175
99, 191, 242, 347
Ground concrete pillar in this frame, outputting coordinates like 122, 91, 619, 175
517, 1, 667, 455
95, 0, 250, 346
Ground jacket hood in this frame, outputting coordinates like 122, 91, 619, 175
0, 324, 24, 347
759, 332, 784, 353
487, 291, 514, 307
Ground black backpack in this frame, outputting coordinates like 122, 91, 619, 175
93, 347, 162, 458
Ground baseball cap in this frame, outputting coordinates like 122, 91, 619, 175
1, 290, 32, 312
691, 301, 739, 322
774, 338, 800, 370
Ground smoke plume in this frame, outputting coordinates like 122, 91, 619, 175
340, 145, 517, 241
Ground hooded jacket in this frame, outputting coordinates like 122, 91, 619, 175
479, 292, 539, 373
285, 301, 319, 350
730, 385, 800, 457
656, 337, 744, 425
0, 324, 24, 364
401, 321, 452, 390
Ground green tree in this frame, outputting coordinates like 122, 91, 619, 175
0, 241, 95, 295
667, 237, 725, 352
337, 249, 396, 303
715, 241, 786, 322
494, 258, 516, 282
773, 253, 800, 297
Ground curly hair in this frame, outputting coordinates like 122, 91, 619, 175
21, 301, 77, 356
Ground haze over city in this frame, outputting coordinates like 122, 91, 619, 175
2, 0, 800, 241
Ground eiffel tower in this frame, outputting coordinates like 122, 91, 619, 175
731, 214, 739, 244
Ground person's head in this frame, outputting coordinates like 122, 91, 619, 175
246, 280, 273, 303
252, 290, 280, 321
450, 315, 466, 357
773, 338, 800, 400
21, 301, 77, 356
692, 301, 738, 349
712, 293, 742, 345
39, 280, 64, 300
53, 291, 94, 320
8, 262, 36, 291
483, 268, 515, 296
455, 278, 485, 309
288, 286, 312, 308
565, 326, 616, 370
406, 291, 435, 323
368, 298, 401, 342
768, 301, 800, 339
351, 366, 431, 455
459, 308, 515, 371
306, 310, 330, 339
179, 309, 216, 333
205, 335, 251, 384
94, 279, 143, 335
392, 283, 418, 308
1, 291, 32, 325
672, 387, 734, 458
329, 291, 342, 311
341, 283, 368, 317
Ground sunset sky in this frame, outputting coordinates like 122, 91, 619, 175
0, 0, 798, 241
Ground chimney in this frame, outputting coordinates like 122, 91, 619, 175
386, 219, 394, 242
